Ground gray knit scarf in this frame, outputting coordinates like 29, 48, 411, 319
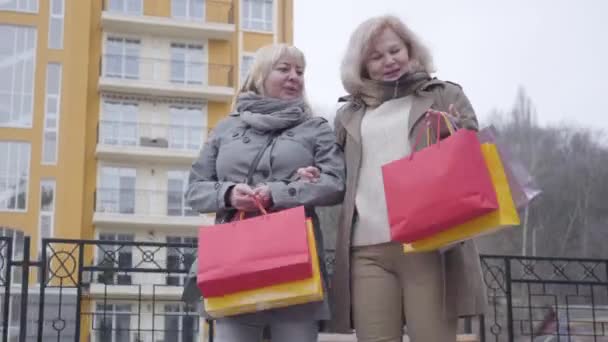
234, 92, 312, 132
358, 71, 432, 107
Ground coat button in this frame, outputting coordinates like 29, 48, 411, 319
288, 188, 296, 196
261, 170, 269, 178
242, 137, 250, 143
286, 131, 294, 137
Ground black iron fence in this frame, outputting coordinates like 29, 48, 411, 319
1, 236, 608, 341
480, 255, 608, 341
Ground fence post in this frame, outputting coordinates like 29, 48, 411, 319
504, 257, 514, 342
37, 239, 48, 342
2, 238, 13, 342
18, 237, 30, 342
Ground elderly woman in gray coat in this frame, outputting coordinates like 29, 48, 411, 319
184, 43, 345, 342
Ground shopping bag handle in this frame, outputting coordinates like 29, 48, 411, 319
410, 110, 456, 159
236, 196, 268, 220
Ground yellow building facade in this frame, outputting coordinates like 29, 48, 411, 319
0, 0, 293, 252
1, 1, 293, 340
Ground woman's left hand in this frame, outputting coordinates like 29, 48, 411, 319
296, 166, 320, 183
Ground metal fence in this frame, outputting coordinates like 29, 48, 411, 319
480, 255, 608, 341
1, 236, 607, 341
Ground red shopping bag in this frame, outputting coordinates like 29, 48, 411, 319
197, 205, 312, 297
382, 113, 498, 243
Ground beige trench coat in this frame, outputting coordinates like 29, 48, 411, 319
327, 79, 487, 333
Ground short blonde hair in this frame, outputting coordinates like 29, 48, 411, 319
341, 15, 435, 95
239, 43, 306, 97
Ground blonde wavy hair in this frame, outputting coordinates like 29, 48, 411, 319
341, 15, 436, 95
238, 43, 306, 98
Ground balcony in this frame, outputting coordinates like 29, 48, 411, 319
98, 55, 235, 102
93, 188, 214, 231
101, 0, 235, 41
96, 120, 207, 164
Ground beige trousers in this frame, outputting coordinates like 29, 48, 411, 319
351, 242, 457, 342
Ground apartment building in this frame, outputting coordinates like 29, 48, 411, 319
0, 0, 294, 340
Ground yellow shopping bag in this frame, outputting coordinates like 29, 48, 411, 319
404, 143, 520, 253
204, 220, 324, 318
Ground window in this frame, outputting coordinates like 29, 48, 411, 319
39, 179, 55, 246
172, 0, 204, 21
167, 171, 196, 217
0, 227, 25, 285
107, 0, 143, 15
100, 100, 138, 146
104, 37, 140, 79
0, 25, 37, 127
241, 0, 273, 32
168, 106, 204, 151
94, 303, 132, 342
97, 167, 136, 214
0, 0, 38, 12
170, 43, 204, 85
42, 63, 62, 164
0, 142, 30, 211
166, 236, 197, 286
163, 303, 198, 342
48, 0, 64, 49
240, 54, 255, 85
97, 234, 134, 285
0, 294, 21, 339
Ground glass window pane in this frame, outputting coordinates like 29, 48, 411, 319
125, 55, 139, 78
252, 0, 262, 19
40, 215, 52, 237
126, 0, 142, 15
172, 0, 186, 18
43, 131, 57, 163
183, 315, 196, 342
49, 18, 63, 49
0, 0, 18, 11
0, 142, 30, 211
164, 309, 179, 342
115, 312, 130, 342
0, 24, 36, 127
108, 0, 123, 12
40, 181, 55, 211
191, 0, 204, 19
51, 0, 62, 15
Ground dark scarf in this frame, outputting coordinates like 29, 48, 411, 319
358, 71, 431, 107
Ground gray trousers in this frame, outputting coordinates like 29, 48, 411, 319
214, 319, 319, 342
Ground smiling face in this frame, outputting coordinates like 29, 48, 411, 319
364, 27, 411, 82
263, 55, 305, 100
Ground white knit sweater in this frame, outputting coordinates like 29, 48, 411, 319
352, 96, 413, 246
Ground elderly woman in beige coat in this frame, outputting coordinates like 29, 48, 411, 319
326, 15, 487, 341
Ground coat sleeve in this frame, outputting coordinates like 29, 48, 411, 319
266, 119, 346, 209
185, 124, 236, 214
334, 108, 347, 149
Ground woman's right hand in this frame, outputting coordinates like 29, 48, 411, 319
229, 183, 260, 212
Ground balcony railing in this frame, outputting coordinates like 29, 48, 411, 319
100, 54, 234, 88
97, 120, 207, 152
95, 188, 198, 218
103, 0, 235, 24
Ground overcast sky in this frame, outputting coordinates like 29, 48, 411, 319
294, 0, 608, 130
